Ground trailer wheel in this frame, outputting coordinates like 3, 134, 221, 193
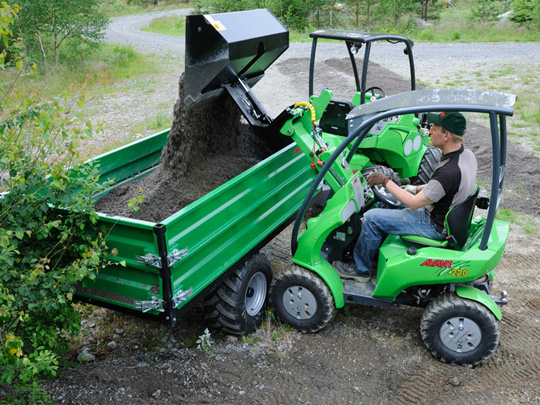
421, 293, 500, 366
212, 254, 273, 335
411, 146, 441, 185
270, 265, 336, 333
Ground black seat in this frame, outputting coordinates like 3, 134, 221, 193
319, 99, 355, 137
401, 186, 480, 251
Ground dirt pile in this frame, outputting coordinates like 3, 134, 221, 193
95, 74, 274, 222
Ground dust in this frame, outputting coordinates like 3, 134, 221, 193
95, 74, 275, 222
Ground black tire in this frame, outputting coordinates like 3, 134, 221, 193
209, 254, 273, 335
361, 165, 402, 186
270, 265, 337, 333
411, 146, 441, 185
421, 293, 500, 366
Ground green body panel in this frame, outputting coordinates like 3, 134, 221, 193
89, 129, 169, 192
455, 284, 502, 320
77, 137, 317, 315
163, 144, 317, 310
292, 174, 366, 308
374, 219, 509, 300
76, 215, 162, 312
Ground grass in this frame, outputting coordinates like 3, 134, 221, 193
141, 15, 186, 36
100, 0, 191, 18
496, 209, 540, 238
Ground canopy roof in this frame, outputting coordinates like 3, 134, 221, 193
347, 89, 517, 121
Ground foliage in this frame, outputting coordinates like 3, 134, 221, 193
8, 0, 108, 64
0, 3, 110, 402
512, 0, 540, 27
468, 0, 501, 29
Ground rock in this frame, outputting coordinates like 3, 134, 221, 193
413, 18, 433, 29
449, 376, 460, 386
115, 328, 124, 335
78, 349, 95, 362
107, 341, 118, 349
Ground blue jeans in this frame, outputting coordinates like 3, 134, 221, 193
353, 205, 446, 274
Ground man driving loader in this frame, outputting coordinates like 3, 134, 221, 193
333, 111, 478, 282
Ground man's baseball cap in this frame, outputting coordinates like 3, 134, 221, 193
427, 111, 466, 136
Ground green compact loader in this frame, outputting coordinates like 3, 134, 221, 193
184, 9, 515, 365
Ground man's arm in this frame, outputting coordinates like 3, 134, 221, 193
367, 173, 434, 210
385, 180, 433, 209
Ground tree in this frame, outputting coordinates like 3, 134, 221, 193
469, 0, 500, 30
417, 0, 437, 21
10, 0, 108, 64
0, 4, 109, 402
512, 0, 540, 27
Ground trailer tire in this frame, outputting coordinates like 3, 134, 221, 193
212, 254, 273, 335
270, 265, 336, 333
361, 165, 401, 186
421, 293, 500, 366
411, 146, 441, 185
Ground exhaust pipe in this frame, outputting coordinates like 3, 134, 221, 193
184, 9, 289, 127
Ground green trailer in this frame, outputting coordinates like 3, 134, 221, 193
75, 129, 316, 332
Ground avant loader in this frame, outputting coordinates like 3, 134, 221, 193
64, 9, 514, 365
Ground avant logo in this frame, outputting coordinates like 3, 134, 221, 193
420, 258, 472, 277
420, 259, 453, 268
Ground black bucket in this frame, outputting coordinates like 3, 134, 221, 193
184, 9, 289, 109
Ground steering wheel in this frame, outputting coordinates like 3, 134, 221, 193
372, 185, 402, 209
365, 86, 386, 99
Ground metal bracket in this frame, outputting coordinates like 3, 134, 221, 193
135, 248, 188, 269
135, 253, 162, 268
134, 296, 164, 313
167, 248, 189, 267
172, 287, 193, 308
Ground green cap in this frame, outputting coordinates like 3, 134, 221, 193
427, 111, 466, 136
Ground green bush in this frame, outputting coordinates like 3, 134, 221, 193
0, 4, 110, 403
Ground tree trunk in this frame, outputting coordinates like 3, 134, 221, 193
36, 29, 46, 64
52, 8, 59, 64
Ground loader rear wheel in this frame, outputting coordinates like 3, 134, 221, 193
270, 265, 336, 333
421, 293, 500, 366
411, 146, 441, 185
211, 254, 273, 335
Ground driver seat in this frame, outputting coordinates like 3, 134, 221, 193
401, 186, 480, 251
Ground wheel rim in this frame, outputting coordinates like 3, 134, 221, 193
439, 316, 482, 353
245, 272, 267, 317
282, 285, 318, 320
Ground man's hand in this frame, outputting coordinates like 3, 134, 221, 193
367, 172, 390, 188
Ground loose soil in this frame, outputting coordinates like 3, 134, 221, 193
45, 57, 540, 404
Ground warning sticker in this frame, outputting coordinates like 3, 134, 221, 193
206, 15, 227, 31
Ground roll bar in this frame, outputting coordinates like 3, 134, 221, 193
291, 89, 516, 254
308, 30, 416, 102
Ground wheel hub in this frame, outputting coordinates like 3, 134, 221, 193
439, 316, 482, 353
245, 272, 267, 317
282, 286, 318, 320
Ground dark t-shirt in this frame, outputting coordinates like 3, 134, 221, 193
422, 145, 477, 233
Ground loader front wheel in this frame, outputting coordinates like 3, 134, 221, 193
411, 146, 442, 185
270, 266, 336, 333
421, 293, 500, 366
212, 254, 273, 335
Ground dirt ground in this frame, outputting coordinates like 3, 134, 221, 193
44, 58, 540, 404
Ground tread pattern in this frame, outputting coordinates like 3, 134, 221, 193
270, 265, 337, 333
412, 146, 441, 185
421, 293, 500, 366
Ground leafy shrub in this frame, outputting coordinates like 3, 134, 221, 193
0, 4, 109, 403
